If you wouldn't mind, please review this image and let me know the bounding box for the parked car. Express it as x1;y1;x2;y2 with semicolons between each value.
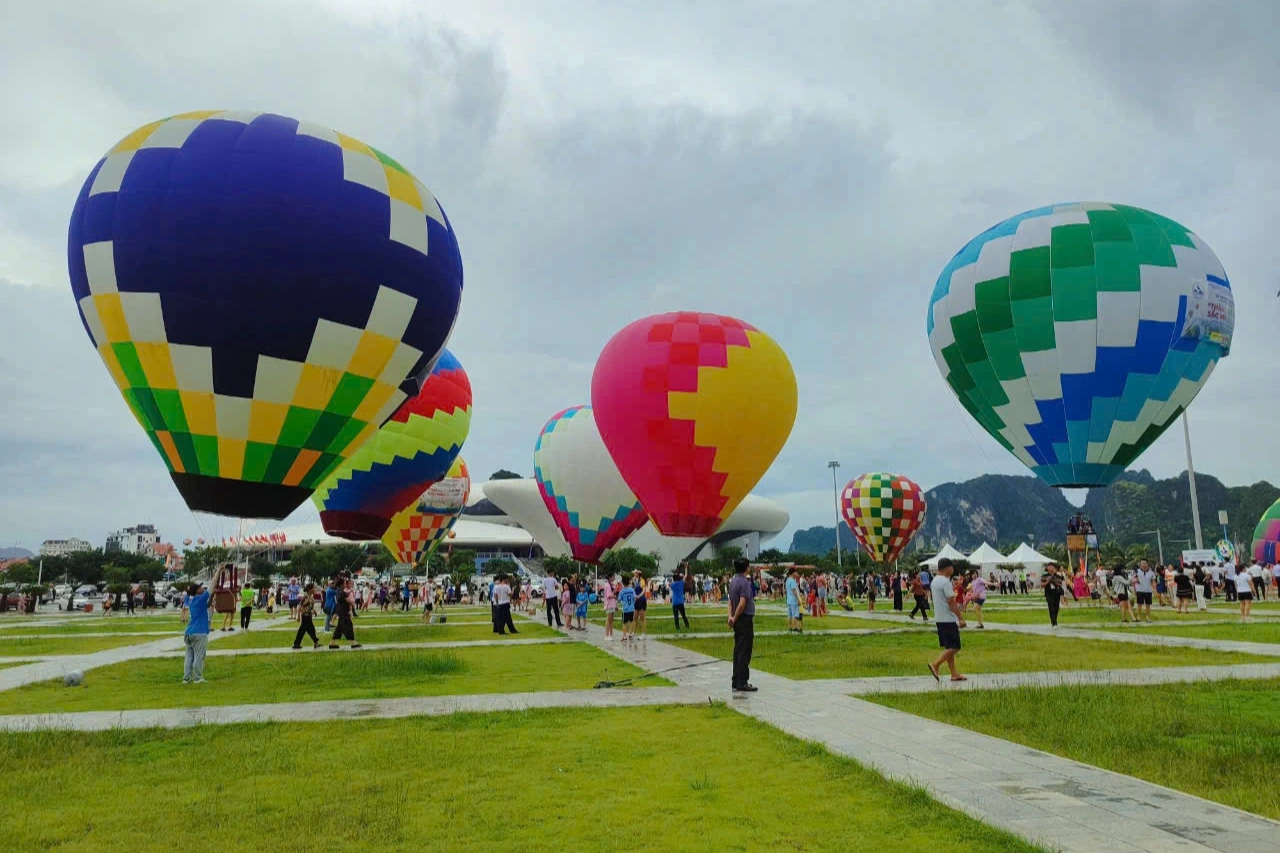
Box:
60;593;91;611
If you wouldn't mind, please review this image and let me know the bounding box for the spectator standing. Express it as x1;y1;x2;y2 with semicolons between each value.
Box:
493;575;518;635
182;582;211;684
671;567;690;631
239;583;254;631
727;558;756;693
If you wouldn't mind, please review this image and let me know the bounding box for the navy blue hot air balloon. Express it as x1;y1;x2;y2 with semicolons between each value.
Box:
67;110;463;518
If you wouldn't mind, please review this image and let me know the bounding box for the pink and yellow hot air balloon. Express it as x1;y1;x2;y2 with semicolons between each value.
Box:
591;312;797;537
382;457;470;565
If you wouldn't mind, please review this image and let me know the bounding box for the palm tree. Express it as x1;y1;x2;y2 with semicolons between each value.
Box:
1125;543;1152;564
1040;543;1068;564
1099;541;1126;566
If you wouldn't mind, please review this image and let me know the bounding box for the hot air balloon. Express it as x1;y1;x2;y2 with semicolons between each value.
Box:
591;312;797;537
840;473;927;563
313;349;471;539
1251;499;1280;563
182;538;192;546
533;405;648;563
382;458;470;565
67;111;464;520
196;538;205;545
928;203;1234;488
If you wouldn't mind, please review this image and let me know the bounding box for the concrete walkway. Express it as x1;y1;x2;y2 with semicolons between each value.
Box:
0;686;703;732
531;612;1280;853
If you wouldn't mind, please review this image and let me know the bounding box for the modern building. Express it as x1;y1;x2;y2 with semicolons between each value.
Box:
274;478;789;577
105;524;161;555
39;538;93;557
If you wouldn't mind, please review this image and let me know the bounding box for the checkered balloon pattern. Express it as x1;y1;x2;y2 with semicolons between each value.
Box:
1251;499;1280;563
534;405;648;564
382;458;470;565
67;111;463;520
591;312;797;538
313;348;471;541
840;473;927;564
928;203;1233;489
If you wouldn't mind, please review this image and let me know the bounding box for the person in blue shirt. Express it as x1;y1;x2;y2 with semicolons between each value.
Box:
617;582;636;644
671;564;690;631
182;581;211;684
632;574;649;640
322;579;338;633
575;588;589;630
785;568;803;633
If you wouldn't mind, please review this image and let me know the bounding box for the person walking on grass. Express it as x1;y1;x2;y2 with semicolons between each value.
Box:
908;571;930;621
968;570;987;629
1234;568;1256;622
785;567;803;633
1173;565;1195;613
728;557;757;693
182;581;211;684
1042;563;1065;628
322;579;337;633
293;582;320;649
1111;566;1134;623
239;583;254;631
671;566;690;631
927;558;966;683
329;576;361;650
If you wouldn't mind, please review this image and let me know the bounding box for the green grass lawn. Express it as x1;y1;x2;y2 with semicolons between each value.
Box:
0;643;663;715
666;631;1273;680
1094;621;1280;644
0;634;169;657
0;704;1045;853
868;678;1280;820
588;614;904;635
0;616;186;635
979;607;1235;625
215;620;561;648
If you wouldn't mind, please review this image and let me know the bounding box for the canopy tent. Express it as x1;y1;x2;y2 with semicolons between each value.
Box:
1005;542;1053;567
918;543;967;567
966;542;1009;567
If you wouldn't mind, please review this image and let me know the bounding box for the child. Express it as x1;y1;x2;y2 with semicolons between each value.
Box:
618;581;636;643
602;578;617;639
575;587;589;631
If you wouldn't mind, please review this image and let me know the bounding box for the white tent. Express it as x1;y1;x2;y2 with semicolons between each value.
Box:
1006;542;1053;567
966;542;1009;568
919;544;967;567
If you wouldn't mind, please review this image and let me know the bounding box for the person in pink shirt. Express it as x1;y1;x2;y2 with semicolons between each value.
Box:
1072;571;1089;604
967;571;987;629
601;577;617;639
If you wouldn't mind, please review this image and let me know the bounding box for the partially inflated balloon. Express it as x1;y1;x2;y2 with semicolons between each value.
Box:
840;473;927;564
382;458;470;565
313;349;471;539
591;312;797;537
67;111;463;519
928;203;1234;488
1251;500;1280;563
534;405;648;563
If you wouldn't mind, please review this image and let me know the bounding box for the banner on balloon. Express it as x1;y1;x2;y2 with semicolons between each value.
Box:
1182;278;1234;353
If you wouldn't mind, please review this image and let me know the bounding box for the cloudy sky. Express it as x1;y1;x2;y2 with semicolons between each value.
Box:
2;0;1277;552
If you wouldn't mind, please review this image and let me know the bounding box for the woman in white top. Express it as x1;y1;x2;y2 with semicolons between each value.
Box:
1110;568;1134;623
1234;569;1256;621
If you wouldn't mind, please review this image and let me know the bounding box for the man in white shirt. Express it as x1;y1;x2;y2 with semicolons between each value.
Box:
1133;560;1156;622
492;575;518;635
1224;561;1238;602
543;575;563;627
1248;562;1266;599
927;559;967;683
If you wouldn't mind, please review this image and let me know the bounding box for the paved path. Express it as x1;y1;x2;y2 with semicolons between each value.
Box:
0;686;703;732
531;613;1280;853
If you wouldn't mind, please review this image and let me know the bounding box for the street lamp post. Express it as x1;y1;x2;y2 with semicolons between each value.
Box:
828;460;843;569
1137;529;1164;566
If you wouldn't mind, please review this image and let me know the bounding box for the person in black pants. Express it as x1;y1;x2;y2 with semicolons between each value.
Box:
328;576;361;649
1043;563;1065;627
727;557;756;692
293;582;320;649
671;567;690;631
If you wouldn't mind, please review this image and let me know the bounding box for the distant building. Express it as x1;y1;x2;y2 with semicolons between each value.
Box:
0;557;31;572
151;543;183;574
106;525;161;555
39;538;93;557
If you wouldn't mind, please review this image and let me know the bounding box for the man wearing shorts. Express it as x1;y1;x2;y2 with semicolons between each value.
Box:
928;558;967;682
1133;560;1156;622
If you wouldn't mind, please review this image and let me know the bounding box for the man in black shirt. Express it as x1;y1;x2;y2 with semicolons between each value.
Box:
727;557;756;693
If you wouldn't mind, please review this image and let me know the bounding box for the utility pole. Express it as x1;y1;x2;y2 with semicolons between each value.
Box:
1182;413;1203;550
828;460;843;569
1138;529;1164;566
